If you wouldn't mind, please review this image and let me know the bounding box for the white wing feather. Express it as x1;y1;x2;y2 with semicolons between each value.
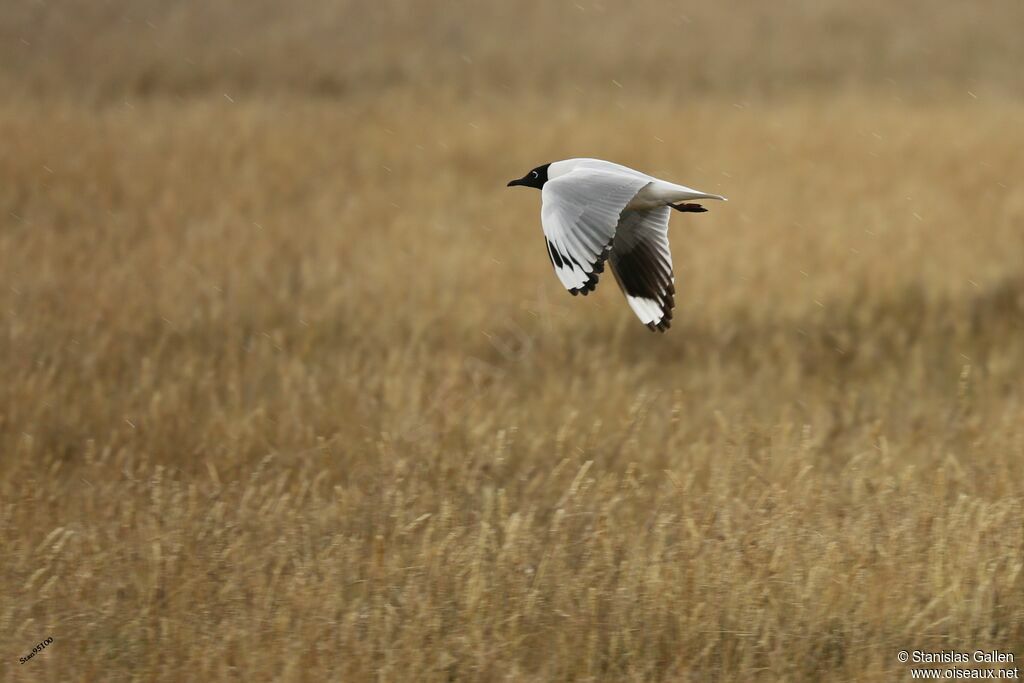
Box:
540;169;649;295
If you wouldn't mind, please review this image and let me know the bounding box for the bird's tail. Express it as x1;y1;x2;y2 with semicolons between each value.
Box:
674;190;727;202
665;183;728;203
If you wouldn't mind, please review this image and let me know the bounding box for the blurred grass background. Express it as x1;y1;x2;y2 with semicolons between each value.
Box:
4;0;1024;100
2;1;1024;681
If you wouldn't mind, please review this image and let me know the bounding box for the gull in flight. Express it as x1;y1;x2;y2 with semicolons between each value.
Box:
507;158;726;332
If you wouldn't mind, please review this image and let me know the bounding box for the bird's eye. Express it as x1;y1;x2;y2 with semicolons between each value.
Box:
531;171;539;179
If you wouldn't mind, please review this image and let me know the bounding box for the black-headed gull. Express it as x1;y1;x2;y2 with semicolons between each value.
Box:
508;158;726;332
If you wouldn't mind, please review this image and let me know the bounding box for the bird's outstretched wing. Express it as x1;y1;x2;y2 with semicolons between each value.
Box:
540;170;649;295
609;206;675;332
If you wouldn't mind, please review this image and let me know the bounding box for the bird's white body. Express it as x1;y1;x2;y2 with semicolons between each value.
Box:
512;158;726;332
548;158;725;210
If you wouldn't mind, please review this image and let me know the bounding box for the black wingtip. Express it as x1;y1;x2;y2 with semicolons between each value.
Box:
569;262;605;297
671;203;707;213
644;319;671;333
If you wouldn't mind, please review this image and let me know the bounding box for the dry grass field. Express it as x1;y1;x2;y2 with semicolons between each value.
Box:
3;2;1024;681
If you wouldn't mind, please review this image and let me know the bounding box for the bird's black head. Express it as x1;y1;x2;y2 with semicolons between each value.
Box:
507;163;550;190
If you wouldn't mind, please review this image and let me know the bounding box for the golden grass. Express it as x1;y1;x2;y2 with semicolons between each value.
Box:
2;93;1023;680
5;0;1024;101
3;1;1024;679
